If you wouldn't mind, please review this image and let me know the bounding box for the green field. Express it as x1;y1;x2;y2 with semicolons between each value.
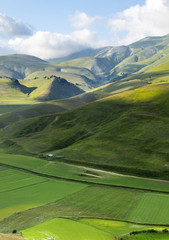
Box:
21;217;169;240
22;218;113;240
4;80;169;180
1;149;169;194
0;178;86;220
0;169;47;193
79;218;169;236
1;37;169;240
0;149;46;169
0;185;142;232
0;105;29;115
129;193;169;224
36;160;169;192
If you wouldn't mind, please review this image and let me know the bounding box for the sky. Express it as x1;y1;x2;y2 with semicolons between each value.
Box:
0;0;169;59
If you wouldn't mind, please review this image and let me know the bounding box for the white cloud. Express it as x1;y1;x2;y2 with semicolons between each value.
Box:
8;30;104;59
0;14;32;38
70;11;98;29
0;11;108;59
109;0;169;45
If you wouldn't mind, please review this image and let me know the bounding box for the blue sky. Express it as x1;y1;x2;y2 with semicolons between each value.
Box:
0;0;144;31
0;0;169;59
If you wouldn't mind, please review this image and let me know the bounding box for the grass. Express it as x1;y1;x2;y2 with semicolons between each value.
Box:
110;81;169;103
147;61;169;73
0;54;52;79
22;218;113;240
58;57;97;70
0;77;35;105
0;105;29;115
78;218;169;236
129;193;169;224
22;75;84;101
0;169;47;193
4;81;169;179
25;69;97;91
1;147;169;192
0;149;46;169
1;183;169;232
35;160;169;192
55;185;142;220
0;185;142;233
0;179;86;220
95;79;147;94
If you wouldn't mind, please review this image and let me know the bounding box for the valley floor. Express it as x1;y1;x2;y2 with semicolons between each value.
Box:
0;150;169;240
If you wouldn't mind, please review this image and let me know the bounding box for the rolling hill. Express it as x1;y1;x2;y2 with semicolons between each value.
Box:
0;77;35;104
1;58;169;180
1;36;169;240
22;76;84;101
0;34;169;109
0;54;50;79
55;34;169;82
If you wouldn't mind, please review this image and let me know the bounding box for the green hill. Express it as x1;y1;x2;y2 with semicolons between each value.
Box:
27;76;84;101
0;54;51;79
24;69;99;92
1;35;169;109
0;77;35;104
1;35;169;240
2;77;169;179
55;34;169;82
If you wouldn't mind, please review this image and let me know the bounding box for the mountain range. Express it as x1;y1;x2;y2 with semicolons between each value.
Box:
1;33;169;179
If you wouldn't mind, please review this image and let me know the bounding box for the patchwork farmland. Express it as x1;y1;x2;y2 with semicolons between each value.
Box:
0;150;169;240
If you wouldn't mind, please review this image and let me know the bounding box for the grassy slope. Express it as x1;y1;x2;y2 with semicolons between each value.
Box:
0;54;53;79
147;61;169;73
1;35;169;114
56;35;169;82
1;148;169;193
35;160;169;192
24;70;97;92
23;76;84;101
4;79;169;179
0;149;46;169
0;77;35;105
2;41;169;240
0;78;146;142
58;57;97;70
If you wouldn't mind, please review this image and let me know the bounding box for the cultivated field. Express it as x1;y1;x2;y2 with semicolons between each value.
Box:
0;166;86;220
22;218;113;240
129;193;169;224
79;218;169;236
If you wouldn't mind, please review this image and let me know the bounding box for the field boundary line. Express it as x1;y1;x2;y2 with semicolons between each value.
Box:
0;179;49;194
56;216;169;227
1;162;169;194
